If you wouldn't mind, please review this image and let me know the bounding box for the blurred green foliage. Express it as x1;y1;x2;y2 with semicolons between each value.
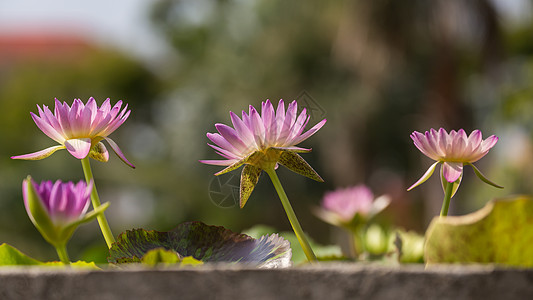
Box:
2;0;533;262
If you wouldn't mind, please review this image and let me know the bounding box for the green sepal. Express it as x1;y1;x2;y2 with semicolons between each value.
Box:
278;151;323;182
466;162;504;189
240;164;262;208
215;159;246;176
24;176;59;246
440;168;462;198
407;161;439;191
57;202;110;245
271;146;312;153
89;142;109;162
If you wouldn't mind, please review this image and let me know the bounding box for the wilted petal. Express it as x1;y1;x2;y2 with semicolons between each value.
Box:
64;138;92;159
104;137;135;169
240;164;262;208
11;145;66;160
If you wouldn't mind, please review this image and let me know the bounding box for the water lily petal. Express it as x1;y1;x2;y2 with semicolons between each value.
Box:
11;145;66;160
466;162;503;189
442;161;463;183
64;138;92;159
440;169;463;198
291;118;327;145
104;137;135;169
407;161;439;191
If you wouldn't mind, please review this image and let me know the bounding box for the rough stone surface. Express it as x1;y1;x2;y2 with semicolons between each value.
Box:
0;263;532;300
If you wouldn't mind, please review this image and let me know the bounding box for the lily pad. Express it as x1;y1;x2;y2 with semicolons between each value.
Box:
108;221;291;268
0;243;99;269
425;196;533;266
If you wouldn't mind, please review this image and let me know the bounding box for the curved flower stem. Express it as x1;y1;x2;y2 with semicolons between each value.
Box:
55;244;70;265
81;157;115;248
264;167;318;263
440;181;454;217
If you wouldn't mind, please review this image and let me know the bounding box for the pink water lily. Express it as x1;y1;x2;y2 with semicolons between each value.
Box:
315;185;390;226
408;128;502;193
201;99;326;168
12;97;134;168
200;99;326;208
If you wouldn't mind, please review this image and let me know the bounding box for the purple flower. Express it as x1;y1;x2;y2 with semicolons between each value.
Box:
315;185;390;226
23;177;108;246
24;179;91;226
201;99;327;207
12;97;134;168
408;128;502;193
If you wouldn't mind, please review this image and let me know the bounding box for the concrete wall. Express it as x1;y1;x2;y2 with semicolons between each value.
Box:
1;264;532;299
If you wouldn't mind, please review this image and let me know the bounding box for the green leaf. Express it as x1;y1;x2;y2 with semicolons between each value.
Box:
108;222;291;268
0;243;42;266
278;151;323;182
0;243;100;269
425;196;533;267
239;164;262;208
141;248;182;266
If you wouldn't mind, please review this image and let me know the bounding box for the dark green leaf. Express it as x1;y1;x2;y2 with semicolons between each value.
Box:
108;222;291;268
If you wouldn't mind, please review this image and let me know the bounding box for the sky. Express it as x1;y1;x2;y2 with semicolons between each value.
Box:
0;0;168;61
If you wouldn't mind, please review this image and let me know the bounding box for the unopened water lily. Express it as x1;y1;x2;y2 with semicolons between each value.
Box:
23;176;109;264
408;128;502;216
12;97;134;168
315;185;390;228
201;99;327;262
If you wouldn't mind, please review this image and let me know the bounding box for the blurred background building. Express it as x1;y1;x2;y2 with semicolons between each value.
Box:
0;0;532;262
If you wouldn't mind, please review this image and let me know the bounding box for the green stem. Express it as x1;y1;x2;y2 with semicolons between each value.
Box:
264;168;318;263
81;157;115;248
55;244;70;265
440;180;454;217
350;227;365;260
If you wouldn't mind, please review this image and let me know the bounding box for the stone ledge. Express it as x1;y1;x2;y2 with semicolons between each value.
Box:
1;264;532;300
